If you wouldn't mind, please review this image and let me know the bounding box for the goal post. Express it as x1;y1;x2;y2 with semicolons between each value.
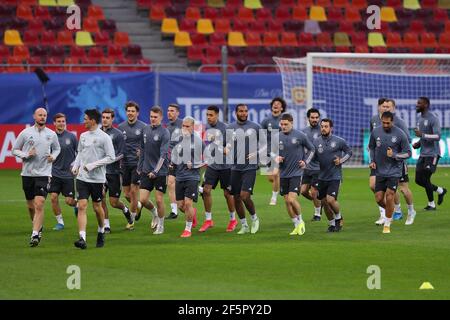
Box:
274;53;450;167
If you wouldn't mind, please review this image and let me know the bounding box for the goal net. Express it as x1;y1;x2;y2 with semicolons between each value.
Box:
274;53;450;167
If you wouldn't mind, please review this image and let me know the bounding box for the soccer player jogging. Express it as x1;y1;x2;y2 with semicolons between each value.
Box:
200;105;237;232
413;97;447;210
13;108;60;247
260;97;286;206
227;104;264;235
118;101;146;228
72;109;115;249
301;108;323;221
165;103;183;219
48;113;78;231
313;119;352;233
170;117;205;238
100;108;131;233
368;111;411;234
137;106;170;235
273;113;315;236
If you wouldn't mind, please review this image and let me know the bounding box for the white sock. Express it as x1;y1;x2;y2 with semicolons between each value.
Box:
205;211;212;220
229;211;236;220
32;230;39;237
98;226;105;233
159;217;165;227
171;203;178;215
298;214;303;223
329;219;335;226
79;231;86;241
131;212;136;220
407;204;415;213
394;204;401;212
437;187;444;194
55;214;64;225
272;191;278;199
123;206;129;214
292;217;299;227
379;206;386;217
150;207;157;217
185;221;193;232
104;219;110;228
137;201;142;209
428;201;436;207
314;206;321;216
251;214;258;221
384;218;392;227
335;213;341;220
240;218;248;227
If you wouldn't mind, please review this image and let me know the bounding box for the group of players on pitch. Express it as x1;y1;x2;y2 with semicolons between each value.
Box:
13;96;446;248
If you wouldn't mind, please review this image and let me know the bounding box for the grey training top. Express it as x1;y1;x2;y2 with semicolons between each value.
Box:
204;120;231;171
102;126;125;175
370;114;411;143
52;130;77;179
302;125;321;171
313;134;352;181
166;118;183;152
227;120;263;172
138;124;170;176
416;111;441;157
171;133;205;182
369;126;411;178
118;120;146;166
278;129;315;178
12;125;61;177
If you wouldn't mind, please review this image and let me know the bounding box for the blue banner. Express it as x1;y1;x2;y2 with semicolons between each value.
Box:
0;73;154;124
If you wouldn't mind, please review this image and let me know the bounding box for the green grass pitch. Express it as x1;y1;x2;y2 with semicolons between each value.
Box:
1;168;449;299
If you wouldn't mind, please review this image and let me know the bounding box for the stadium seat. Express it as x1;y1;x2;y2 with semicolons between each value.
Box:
88;46;104;59
279;0;296;6
205;46;221;63
197;19;215;34
161;18;179;35
245;32;262;46
22;0;38;4
279;46;298;58
46;17;65;31
371;46;388;53
281;32;299;47
94;31;111;46
310;6;327;21
386;32;403;47
267;20;284;33
293;6;308;20
238;7;255;23
16;5;34;20
101;20;117;34
174;31;192;47
263;32;280;47
190;33;208;48
327;7;343;21
275;7;291;22
368;32;386;47
24;30;40;45
204;7;218;20
333;32;351;47
387;0;402;7
28;20;45;32
228;31;247;46
298;33;315;46
179;20;196;33
114;32;130;47
0;45;10;60
403;0;421;9
190;0;206;7
389;21;409;33
41;31;57;46
39;0;58;6
284;21;304;33
304;20;321;34
395;8;415;21
381;7;397;22
316;32;333;47
428;21;444;33
57;30;74;46
99;56;115;72
233;20;248;32
30;45;48;59
256;8;272;20
244;0;263;9
13;46;30;60
410;20;425;33
7;56;26;73
215;19;231;33
83;18;100;33
415;9;433;20
249;20;266;33
333;0;350;7
87;5;105;21
149;5;166;23
403;32;421;49
433;8;449;22
210;32;226;46
35;6;51;20
208;0;225;7
226;0;242;9
107;45;123;59
185;7;201;20
350;32;367;46
338;21;354;33
345;7;361;22
76;31;95;46
221;7;236;20
4;30;23;46
438;32;450;48
421;33;438;48
27;56;42;67
320;21;339;33
70;46;86;59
